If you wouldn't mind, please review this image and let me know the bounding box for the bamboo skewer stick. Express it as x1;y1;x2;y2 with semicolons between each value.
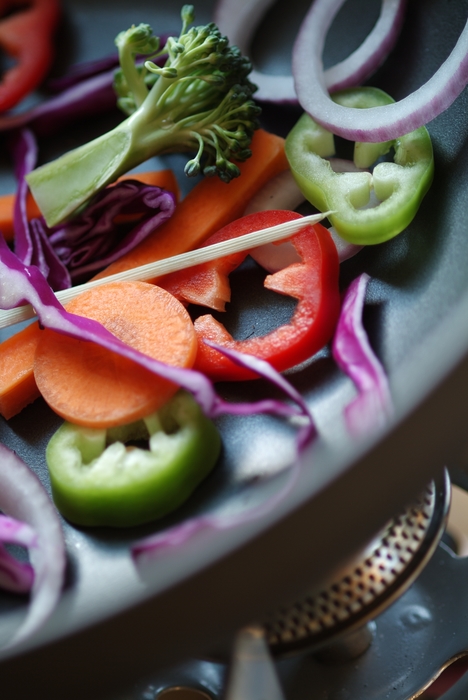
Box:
0;211;331;330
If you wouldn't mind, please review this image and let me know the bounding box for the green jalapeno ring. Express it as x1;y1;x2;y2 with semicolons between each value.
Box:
45;390;221;528
285;86;434;245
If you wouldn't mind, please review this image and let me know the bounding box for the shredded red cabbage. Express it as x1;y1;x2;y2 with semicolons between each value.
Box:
11;129;71;290
206;341;316;449
332;273;392;437
48;179;177;285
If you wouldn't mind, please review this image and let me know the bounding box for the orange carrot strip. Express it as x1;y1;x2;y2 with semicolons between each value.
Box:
92;130;288;280
0;169;180;242
0;192;40;241
34;281;197;428
0;321;41;419
0;129;288;419
117;169;180;202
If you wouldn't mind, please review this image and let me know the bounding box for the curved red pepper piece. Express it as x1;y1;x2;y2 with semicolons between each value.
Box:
0;0;60;112
161;210;341;382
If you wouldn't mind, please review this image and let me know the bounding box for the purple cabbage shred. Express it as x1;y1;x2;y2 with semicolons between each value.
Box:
332;273;392;437
48;179;177;285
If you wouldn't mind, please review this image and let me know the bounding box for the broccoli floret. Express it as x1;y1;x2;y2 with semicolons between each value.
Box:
26;5;261;227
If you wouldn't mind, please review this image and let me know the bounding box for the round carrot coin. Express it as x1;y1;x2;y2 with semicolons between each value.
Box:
34;281;198;428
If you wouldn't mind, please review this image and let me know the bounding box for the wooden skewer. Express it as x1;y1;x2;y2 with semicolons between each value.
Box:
0;211;332;330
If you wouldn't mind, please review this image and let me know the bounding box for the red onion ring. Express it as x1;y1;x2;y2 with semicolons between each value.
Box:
293;0;468;141
214;0;406;103
0;444;66;646
0;515;36;593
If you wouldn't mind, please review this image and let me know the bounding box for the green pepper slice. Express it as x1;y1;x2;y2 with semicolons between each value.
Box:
285;86;434;245
45;390;221;527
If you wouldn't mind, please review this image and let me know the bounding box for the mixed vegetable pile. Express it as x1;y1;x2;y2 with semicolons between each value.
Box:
0;0;465;648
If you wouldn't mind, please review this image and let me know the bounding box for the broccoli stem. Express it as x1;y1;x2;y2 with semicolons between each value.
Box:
26;115;188;226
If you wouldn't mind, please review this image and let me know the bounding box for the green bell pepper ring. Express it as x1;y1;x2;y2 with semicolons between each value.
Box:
45;390;221;528
285;87;434;245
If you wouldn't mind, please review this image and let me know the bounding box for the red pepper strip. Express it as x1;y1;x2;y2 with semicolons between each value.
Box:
0;0;60;112
161;210;341;382
160;215;249;313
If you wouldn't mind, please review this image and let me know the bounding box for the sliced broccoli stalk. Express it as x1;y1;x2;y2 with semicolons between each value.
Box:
26;5;261;228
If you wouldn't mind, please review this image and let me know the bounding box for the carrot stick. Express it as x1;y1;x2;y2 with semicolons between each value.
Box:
0;129;288;419
0;321;42;419
0;169;180;242
92;129;289;280
34;281;198;428
118;169;180;201
0;193;40;242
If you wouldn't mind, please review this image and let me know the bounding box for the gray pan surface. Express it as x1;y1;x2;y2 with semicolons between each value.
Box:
0;0;467;697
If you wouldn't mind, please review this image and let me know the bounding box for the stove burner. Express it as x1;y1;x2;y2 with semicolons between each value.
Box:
264;473;449;657
141;473;462;700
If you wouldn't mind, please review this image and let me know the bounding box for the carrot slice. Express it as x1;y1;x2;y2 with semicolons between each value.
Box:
33;281;197;428
0;129;288;419
0;169;180;242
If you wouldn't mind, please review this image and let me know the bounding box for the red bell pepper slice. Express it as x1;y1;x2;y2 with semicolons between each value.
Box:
160;210;341;381
0;0;60;112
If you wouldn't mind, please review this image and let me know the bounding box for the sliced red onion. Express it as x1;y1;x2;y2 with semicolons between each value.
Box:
293;0;468;140
332;273;392;438
0;515;37;594
214;0;406;103
0;516;37;549
0;543;35;595
0;444;66;646
323;0;407;93
244;169;361;272
328;227;363;263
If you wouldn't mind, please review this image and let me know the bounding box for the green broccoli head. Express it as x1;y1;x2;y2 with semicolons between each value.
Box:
114;5;261;182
